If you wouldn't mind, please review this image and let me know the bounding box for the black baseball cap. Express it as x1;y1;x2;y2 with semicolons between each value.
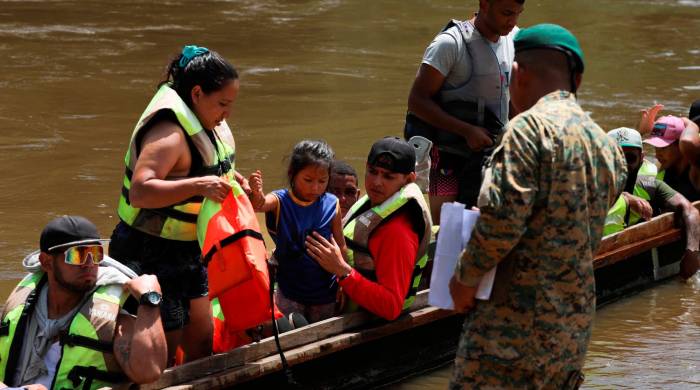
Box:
367;136;416;174
40;215;102;253
689;100;700;125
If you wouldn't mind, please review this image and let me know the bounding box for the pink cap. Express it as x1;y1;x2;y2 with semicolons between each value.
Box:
643;115;685;148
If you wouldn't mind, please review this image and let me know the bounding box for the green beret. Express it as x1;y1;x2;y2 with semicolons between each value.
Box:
514;23;585;73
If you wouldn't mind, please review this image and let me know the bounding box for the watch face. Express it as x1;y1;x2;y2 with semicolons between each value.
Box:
147;292;161;305
142;291;162;306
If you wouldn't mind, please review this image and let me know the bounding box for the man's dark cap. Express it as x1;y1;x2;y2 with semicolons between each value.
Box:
514;23;585;73
367;136;416;174
689;100;700;125
40;215;101;252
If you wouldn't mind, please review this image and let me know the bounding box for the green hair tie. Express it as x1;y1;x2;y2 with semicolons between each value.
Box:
179;45;209;68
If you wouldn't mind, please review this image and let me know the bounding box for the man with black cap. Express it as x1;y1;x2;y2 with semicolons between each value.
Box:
0;216;167;389
448;24;627;388
305;137;432;321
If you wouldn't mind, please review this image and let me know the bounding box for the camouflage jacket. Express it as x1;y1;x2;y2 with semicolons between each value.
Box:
455;91;627;373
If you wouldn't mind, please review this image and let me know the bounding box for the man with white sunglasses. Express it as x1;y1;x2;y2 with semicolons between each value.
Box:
0;216;167;390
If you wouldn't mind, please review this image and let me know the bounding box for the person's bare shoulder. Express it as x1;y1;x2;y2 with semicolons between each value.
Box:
139;120;188;152
136;120;191;178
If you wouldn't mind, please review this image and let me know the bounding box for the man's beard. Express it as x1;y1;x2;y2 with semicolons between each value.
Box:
54;259;96;294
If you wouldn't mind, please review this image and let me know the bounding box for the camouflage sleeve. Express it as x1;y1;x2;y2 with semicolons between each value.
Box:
455;115;540;287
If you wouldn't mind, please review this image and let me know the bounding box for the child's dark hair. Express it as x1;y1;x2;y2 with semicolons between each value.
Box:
331;160;358;181
287;140;335;185
160;47;238;107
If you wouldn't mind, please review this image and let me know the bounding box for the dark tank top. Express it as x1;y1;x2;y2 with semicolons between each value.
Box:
663;166;700;202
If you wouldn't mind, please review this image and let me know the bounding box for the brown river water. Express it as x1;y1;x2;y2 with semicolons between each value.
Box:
1;0;699;388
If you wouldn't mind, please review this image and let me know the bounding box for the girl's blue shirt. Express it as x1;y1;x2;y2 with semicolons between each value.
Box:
265;189;339;304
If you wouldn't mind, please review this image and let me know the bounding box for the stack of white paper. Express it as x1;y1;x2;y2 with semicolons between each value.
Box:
428;202;496;309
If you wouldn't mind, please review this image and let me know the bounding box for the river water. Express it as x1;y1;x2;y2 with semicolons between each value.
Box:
1;0;699;388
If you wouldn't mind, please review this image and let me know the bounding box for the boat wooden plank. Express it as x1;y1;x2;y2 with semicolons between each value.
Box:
168;306;453;389
594;229;681;269
138;291;431;389
137;201;700;389
596;201;700;256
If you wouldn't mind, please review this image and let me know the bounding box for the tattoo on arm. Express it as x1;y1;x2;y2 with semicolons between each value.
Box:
116;337;130;364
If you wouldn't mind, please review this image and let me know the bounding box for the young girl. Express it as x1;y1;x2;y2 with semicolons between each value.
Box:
249;140;347;323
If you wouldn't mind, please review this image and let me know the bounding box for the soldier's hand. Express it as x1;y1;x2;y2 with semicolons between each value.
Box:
680;249;700;280
464;125;494;152
197;175;232;202
449;275;477;313
623;192;653;221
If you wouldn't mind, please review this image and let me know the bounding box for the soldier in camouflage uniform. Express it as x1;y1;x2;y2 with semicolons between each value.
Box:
448;24;628;389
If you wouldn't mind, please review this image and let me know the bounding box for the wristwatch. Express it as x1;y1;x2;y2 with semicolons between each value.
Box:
139;291;163;307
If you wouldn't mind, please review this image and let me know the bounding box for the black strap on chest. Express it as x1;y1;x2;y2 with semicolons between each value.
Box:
405;259;427;302
59;331;114;353
345;238;372;257
0;320;9;337
3;276;47;385
66;365;127;390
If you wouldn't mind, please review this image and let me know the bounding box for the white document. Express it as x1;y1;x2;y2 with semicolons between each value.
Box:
428;202;496;310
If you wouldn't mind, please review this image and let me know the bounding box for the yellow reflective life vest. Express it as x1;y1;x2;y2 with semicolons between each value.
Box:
0;273;129;390
603;172;656;236
117;84;236;241
342;183;432;310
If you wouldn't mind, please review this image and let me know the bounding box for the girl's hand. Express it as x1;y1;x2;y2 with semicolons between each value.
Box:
305;233;352;277
249;170;263;195
248;170;265;209
235;171;252;195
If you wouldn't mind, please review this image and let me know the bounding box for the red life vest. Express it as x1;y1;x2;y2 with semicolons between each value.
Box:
197;183;282;352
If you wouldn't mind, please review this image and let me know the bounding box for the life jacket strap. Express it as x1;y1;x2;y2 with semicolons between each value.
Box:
4;276;46;383
151;207;199;224
124;166;133;181
67;365;127;389
345;238;371;257
0;320;9;337
59;332;114;353
122;185;204;208
405;258;427;300
202;229;265;266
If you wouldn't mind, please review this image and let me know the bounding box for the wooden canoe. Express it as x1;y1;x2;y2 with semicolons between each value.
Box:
130;202;699;390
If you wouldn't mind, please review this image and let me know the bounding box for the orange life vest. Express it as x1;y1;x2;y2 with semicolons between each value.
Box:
196;182;282;352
